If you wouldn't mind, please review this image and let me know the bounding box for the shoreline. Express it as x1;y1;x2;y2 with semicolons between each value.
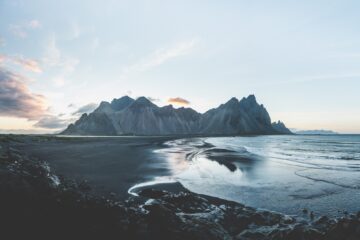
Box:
5;134;360;216
1;134;360;239
160;136;360;217
13;134;179;199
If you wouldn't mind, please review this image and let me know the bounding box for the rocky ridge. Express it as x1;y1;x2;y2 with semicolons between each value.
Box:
62;95;292;136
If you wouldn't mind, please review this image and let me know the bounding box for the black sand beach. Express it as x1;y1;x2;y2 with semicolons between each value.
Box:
15;135;183;198
1;135;360;240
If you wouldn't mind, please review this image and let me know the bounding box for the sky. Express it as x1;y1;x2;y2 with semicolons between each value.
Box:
0;0;360;134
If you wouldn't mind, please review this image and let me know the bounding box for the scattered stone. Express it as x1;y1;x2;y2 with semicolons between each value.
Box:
1;140;360;240
138;188;167;199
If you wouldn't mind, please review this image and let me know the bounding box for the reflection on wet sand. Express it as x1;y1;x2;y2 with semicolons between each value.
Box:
154;135;360;217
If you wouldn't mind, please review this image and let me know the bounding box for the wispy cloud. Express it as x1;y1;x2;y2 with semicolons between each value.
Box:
0;37;5;47
32;98;95;129
0;54;42;73
11;55;42;73
167;97;190;106
139;39;199;70
120;39;199;78
70;22;81;39
28;20;41;29
147;97;160;103
91;38;99;51
0;67;47;120
9;24;27;38
72;103;98;115
34;115;71;129
253;73;360;88
43;36;79;73
8;19;41;38
43;37;61;66
52;76;66;87
0;55;5;64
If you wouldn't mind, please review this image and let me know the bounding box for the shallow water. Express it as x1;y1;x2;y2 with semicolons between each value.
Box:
155;135;360;217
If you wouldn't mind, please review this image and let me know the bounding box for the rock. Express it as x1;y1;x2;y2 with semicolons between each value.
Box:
2;142;360;240
315;216;330;225
236;230;267;240
138;188;167;199
61;95;292;136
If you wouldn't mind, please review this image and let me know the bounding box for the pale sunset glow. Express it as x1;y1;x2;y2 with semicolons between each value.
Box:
1;0;360;133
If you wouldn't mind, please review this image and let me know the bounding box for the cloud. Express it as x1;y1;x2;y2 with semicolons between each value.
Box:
43;36;79;73
91;38;99;50
0;37;5;47
34;115;70;129
43;37;61;66
72;103;98;115
11;55;42;73
148;97;160;103
52;76;65;87
0;67;47;120
8;20;41;38
253;73;360;87
71;22;81;39
28;20;41;29
0;54;42;73
0;55;5;64
120;39;199;78
140;39;198;69
9;24;27;38
167;97;190;106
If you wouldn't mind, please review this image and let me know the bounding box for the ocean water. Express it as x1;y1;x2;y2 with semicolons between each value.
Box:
155;135;360;217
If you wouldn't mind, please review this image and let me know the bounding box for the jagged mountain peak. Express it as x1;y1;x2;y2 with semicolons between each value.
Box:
62;95;292;136
94;101;112;113
110;96;134;111
133;97;156;106
272;121;293;134
98;101;110;108
111;95;133;102
225;97;239;105
239;94;257;106
162;104;174;109
94;96;135;113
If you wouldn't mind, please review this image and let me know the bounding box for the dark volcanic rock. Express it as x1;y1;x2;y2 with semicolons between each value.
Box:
61;95;292;136
62;112;117;135
1;139;359;240
272;120;293;134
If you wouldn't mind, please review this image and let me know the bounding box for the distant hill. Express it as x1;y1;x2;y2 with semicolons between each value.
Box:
294;129;338;135
61;95;292;136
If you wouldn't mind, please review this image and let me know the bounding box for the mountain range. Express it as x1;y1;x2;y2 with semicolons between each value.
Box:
293;129;338;135
61;95;292;136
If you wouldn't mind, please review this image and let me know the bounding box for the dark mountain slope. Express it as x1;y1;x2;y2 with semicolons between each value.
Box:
62;95;291;136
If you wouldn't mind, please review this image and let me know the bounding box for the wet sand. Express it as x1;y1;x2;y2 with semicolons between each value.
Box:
2;135;360;240
13;135;360;218
15;135;182;199
158;136;360;217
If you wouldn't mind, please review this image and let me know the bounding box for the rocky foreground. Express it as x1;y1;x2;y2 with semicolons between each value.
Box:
0;136;359;240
